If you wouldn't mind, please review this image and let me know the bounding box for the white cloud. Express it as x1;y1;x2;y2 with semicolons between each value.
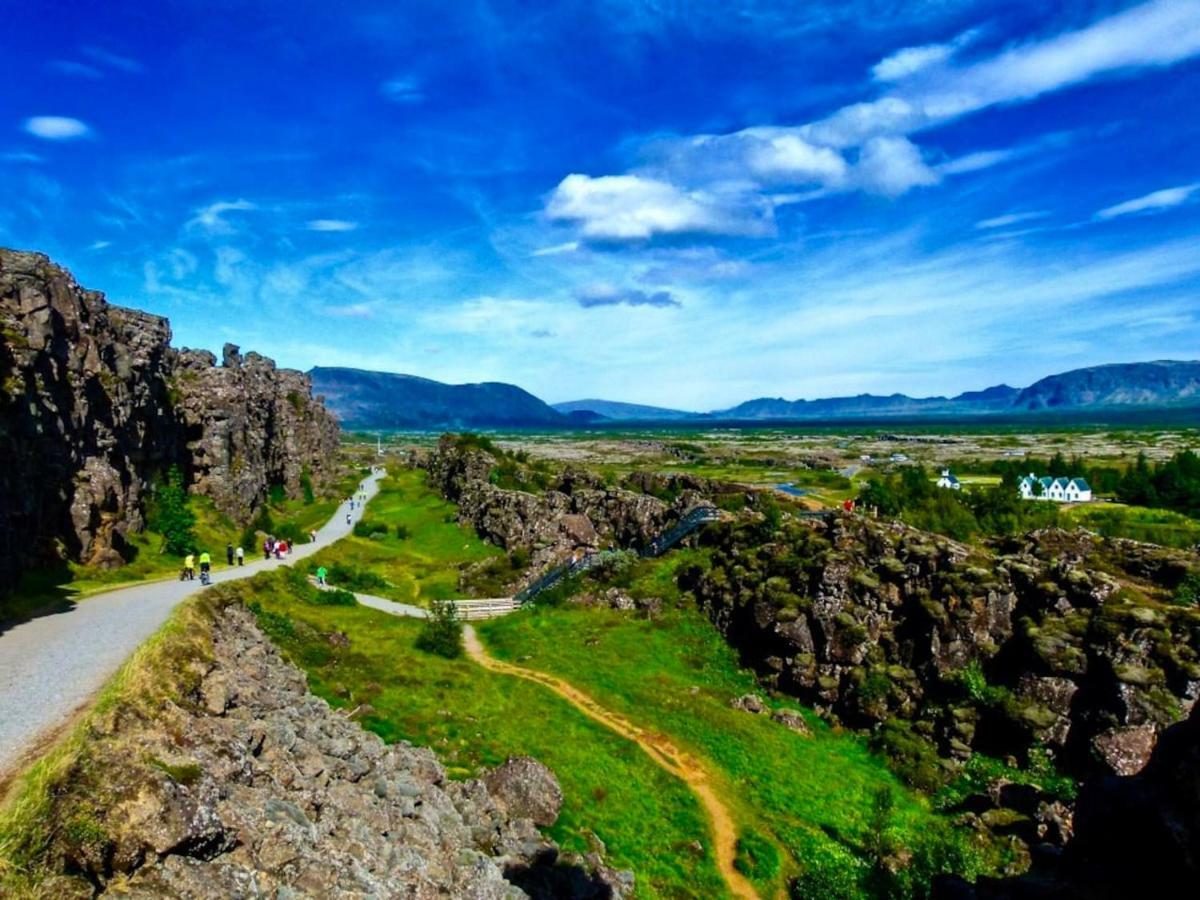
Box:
306;218;359;232
187;199;257;234
546;173;773;240
88;240;112;250
589;0;1200;218
381;76;424;103
852;136;938;196
531;241;579;257
872;43;956;82
1095;183;1200;220
22;116;91;140
0;151;42;163
326;302;375;318
975;211;1050;229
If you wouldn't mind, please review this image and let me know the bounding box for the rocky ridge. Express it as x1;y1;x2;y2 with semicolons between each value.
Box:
420;436;719;569
30;597;626;898
681;515;1199;783
0;249;339;597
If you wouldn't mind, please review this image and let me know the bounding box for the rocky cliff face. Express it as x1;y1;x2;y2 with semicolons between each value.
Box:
174;345;339;522
422;436;699;567
681;515;1200;782
30;600;626;898
0;249;339;596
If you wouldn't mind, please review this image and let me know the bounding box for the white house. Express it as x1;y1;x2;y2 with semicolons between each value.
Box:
1017;474;1092;503
936;469;961;490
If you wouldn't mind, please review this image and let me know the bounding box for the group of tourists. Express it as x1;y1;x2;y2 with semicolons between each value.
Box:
180;550;213;584
263;536;293;559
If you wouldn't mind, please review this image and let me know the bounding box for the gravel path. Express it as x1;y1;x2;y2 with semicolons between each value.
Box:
0;468;386;776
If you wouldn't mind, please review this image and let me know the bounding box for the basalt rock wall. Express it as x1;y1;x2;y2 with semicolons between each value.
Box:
421;436;716;566
682;513;1200;782
0;249;339;598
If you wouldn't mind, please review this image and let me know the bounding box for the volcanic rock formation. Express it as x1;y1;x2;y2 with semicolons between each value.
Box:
0;249;339;599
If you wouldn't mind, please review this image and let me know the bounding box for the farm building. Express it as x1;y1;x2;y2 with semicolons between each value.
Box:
1018;474;1092;503
936;469;962;490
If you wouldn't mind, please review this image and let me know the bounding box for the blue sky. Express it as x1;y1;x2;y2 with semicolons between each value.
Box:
2;0;1199;409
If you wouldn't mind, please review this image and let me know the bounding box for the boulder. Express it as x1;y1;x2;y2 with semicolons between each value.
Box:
483;756;565;827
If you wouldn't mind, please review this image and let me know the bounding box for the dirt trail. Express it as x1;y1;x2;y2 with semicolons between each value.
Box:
463;626;759;900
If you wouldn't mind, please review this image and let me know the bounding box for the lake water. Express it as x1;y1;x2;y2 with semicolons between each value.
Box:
773;483;808;496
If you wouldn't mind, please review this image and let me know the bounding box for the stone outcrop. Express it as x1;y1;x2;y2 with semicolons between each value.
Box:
0;249;338;598
36;601;627;897
948;702;1200;897
422;436;711;567
173;345;339;521
680;514;1200;781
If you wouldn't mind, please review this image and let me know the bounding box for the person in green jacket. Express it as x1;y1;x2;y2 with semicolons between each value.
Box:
198;550;212;577
316;566;328;587
183;553;195;581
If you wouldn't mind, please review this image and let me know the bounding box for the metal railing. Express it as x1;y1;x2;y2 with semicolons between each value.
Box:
514;504;720;605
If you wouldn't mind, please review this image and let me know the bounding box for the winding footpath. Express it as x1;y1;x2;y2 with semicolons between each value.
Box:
461;626;759;900
0;468;387;781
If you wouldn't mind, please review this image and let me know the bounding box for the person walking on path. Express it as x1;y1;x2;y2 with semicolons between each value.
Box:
226;543;234;566
235;545;244;566
316;565;327;587
346;513;352;525
198;550;211;577
263;539;271;561
183;552;195;581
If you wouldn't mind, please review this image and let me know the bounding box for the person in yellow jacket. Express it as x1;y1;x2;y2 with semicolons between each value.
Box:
183;553;195;581
198;550;212;577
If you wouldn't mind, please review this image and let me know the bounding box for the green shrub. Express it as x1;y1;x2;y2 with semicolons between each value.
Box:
1172;572;1200;606
734;828;781;881
321;563;387;593
354;519;388;538
248;601;294;640
394;524;411;540
268;483;286;505
299;469;315;504
416;601;463;658
313;588;357;607
147;466;196;556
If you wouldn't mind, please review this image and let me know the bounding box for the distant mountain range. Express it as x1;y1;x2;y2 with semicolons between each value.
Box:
309;367;567;429
551;399;700;421
312;361;1200;429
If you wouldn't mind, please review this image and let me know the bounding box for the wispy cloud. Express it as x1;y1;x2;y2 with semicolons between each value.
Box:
326;302;374;318
187;199;257;234
88;240;112;250
545;0;1200;242
871;28;979;82
381;76;425;103
306;218;359;232
1095;183;1200;221
81;46;143;74
0;151;42;163
22;116;91;140
531;241;579;257
976;210;1050;229
574;283;681;308
48;60;102;78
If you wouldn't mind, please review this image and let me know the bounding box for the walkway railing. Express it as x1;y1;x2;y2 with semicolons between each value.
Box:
514;504;721;606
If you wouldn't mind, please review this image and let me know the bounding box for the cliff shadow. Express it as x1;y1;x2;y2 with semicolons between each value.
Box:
504;848;618;899
0;561;79;637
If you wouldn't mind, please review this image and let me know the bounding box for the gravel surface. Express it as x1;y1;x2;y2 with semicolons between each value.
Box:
0;469;386;774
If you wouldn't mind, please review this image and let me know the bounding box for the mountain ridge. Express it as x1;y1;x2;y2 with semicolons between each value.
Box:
313;361;1200;429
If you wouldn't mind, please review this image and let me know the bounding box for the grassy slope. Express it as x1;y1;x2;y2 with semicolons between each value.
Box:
479;598;976;894
304;468;503;604
240;571;727;898
1064;502;1200;549
0;593;218;897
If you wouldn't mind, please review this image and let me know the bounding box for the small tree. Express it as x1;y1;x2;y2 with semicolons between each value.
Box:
416;601;464;658
151;466;196;556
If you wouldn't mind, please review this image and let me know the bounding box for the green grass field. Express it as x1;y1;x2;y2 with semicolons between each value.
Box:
479;601;982;896
304;468;504;604
239;569;727;899
1064;502;1200;548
